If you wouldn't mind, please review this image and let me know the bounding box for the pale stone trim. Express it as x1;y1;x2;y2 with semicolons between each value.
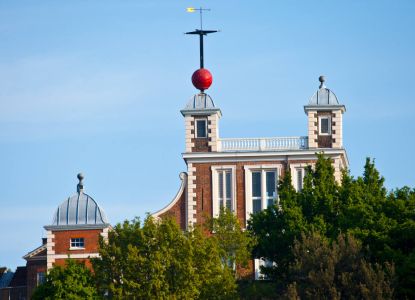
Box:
186;163;197;228
208;113;220;151
332;109;343;148
46;230;55;270
184;116;195;152
100;227;110;242
307;110;318;148
53;253;100;259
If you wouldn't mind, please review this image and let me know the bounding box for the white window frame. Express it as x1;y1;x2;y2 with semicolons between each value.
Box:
290;163;314;191
319;115;331;135
70;237;85;250
211;165;237;217
295;168;304;191
244;164;282;226
195;119;207;138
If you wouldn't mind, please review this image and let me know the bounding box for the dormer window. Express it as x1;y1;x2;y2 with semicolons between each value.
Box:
196;119;207;138
319;116;331;135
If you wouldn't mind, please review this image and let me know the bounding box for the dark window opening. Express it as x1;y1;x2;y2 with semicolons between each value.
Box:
196;120;207;138
320;118;330;134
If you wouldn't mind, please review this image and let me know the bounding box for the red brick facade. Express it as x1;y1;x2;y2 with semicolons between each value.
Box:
53;229;102;255
158;188;187;230
26;250;47;298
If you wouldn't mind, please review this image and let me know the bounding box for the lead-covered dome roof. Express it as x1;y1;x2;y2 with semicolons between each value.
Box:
309;76;340;105
185;93;216;109
305;76;346;112
309;86;339;105
181;93;221;116
46;173;109;229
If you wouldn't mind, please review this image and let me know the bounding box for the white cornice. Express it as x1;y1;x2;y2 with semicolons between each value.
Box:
183;148;348;167
23;244;47;260
44;224;110;231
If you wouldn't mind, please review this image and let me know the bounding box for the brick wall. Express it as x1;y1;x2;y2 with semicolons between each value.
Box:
53;258;93;269
26;258;46;299
193;161;281;226
158;187;187;230
53;229;102;255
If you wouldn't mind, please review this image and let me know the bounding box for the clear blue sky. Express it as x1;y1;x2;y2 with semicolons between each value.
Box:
1;0;414;270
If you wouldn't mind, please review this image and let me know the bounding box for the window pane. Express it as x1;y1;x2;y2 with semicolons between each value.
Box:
297;169;303;191
253;199;262;214
226;200;231;210
252;172;261;197
266;172;276;197
37;272;45;286
321;118;329;134
218;173;223;199
196;120;207;138
70;238;84;248
219;200;224;208
226;172;232;198
267;198;275;207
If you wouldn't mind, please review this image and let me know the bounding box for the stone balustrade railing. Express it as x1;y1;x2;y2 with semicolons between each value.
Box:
218;136;308;152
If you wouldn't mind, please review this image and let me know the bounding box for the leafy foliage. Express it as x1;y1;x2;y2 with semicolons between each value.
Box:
92;216;237;299
284;232;395;300
209;207;254;277
249;154;415;298
31;259;97;300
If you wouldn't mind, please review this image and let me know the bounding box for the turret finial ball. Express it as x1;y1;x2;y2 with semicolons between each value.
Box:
77;173;84;181
319;75;325;83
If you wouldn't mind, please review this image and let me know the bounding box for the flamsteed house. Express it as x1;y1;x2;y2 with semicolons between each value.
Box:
153;74;348;277
153;75;348;229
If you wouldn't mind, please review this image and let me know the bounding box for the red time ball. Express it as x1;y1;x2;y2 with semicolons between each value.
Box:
192;68;213;92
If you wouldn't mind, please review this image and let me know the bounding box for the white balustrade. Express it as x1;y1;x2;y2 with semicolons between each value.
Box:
218;136;308;152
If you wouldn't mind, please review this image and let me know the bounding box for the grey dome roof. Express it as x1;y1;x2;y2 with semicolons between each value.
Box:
181;93;222;116
51;192;108;226
185;93;216;110
304;76;346;113
309;87;340;105
46;173;109;228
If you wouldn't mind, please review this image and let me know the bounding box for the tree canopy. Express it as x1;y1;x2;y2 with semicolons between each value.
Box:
31;259;97;300
92;216;237;299
248;154;415;298
208;207;254;278
284;232;395;300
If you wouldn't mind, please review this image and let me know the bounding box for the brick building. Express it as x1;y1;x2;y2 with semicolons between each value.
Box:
43;173;110;271
0;174;111;300
153;75;348;278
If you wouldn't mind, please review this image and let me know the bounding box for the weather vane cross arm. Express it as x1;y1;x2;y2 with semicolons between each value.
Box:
185;7;218;69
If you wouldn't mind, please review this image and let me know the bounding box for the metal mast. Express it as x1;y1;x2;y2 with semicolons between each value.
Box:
185;7;218;68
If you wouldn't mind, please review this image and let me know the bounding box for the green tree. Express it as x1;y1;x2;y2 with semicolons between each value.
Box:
209;207;254;277
92;216;237;299
284;232;395;300
249;166;307;283
249;155;415;298
32;259;98;300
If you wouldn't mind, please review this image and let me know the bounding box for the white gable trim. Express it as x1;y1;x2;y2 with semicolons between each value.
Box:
152;172;187;218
